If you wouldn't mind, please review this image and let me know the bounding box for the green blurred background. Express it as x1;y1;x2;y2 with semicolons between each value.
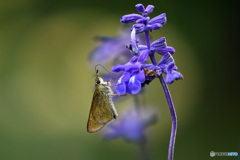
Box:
0;0;239;160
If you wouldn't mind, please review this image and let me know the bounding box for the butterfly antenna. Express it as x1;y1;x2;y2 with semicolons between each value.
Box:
95;64;122;78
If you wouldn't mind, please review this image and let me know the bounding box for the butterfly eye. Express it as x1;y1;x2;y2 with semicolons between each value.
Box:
96;80;100;84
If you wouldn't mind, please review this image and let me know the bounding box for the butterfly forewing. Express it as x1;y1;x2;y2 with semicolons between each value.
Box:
87;107;105;133
87;84;116;133
92;88;113;124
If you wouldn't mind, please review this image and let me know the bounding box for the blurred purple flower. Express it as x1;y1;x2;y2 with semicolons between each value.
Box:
88;28;145;67
103;106;157;144
88;30;131;67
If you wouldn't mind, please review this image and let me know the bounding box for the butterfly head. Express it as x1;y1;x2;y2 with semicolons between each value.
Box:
95;78;101;85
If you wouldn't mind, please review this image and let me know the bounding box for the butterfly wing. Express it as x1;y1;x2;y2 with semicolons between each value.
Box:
87;107;105;133
87;87;115;133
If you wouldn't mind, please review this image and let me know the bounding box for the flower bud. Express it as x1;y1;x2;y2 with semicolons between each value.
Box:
120;14;142;23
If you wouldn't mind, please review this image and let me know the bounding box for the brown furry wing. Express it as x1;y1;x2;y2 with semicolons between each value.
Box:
87;108;105;133
87;88;114;133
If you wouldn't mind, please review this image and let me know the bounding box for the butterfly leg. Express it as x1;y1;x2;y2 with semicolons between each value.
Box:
104;79;118;87
106;78;116;86
109;85;117;87
106;79;112;86
109;94;127;97
107;78;118;85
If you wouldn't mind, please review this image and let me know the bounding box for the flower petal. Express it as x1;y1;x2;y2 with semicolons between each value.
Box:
165;71;183;84
135;4;145;14
120;14;142;23
138;45;148;51
130;28;140;56
138;50;149;64
151;23;162;30
133;24;145;34
151;37;166;48
158;52;174;65
125;63;139;72
131;27;137;42
128;76;142;94
146;23;162;31
136;70;145;83
126;84;132;94
144;64;156;71
145;5;154;14
173;65;178;70
155;46;175;55
148;13;166;25
166;62;175;73
116;78;126;94
112;65;125;72
129;56;138;63
121;72;131;82
136;17;150;24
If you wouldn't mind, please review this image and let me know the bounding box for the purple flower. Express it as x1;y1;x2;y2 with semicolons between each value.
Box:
112;55;147;95
121;4;166;35
110;4;182;160
112;4;182;95
120;3;165;35
112;28;150;95
103;106;157;144
144;53;183;84
120;4;155;24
